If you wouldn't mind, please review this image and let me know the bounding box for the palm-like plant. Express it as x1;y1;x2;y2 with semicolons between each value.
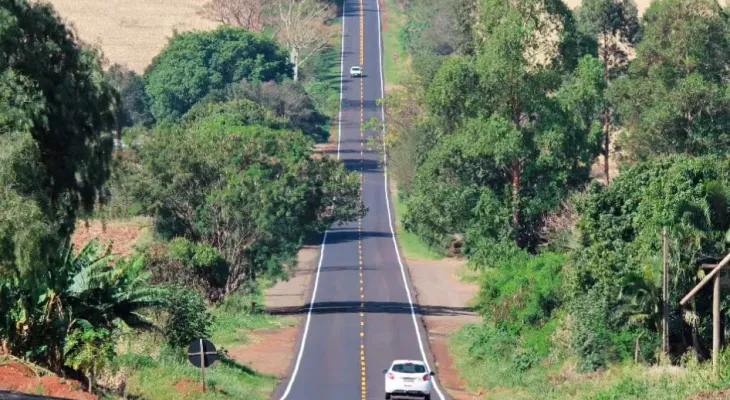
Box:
62;240;167;331
2;238;166;371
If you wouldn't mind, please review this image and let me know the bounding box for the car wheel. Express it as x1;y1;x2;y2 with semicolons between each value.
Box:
385;393;391;400
424;395;431;400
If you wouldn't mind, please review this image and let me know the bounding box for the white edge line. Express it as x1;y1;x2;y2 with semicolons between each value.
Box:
279;2;347;398
374;0;446;399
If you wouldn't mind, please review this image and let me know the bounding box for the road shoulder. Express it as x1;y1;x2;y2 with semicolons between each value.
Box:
405;257;481;400
226;244;319;384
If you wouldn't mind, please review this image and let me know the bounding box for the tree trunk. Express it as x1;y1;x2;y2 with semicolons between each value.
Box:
601;42;610;183
511;159;521;245
88;367;94;394
291;48;300;82
602;106;610;183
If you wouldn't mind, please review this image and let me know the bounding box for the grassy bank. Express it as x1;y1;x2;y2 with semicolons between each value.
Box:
119;353;276;400
381;0;410;88
393;191;443;260
115;290;292;400
450;323;730;400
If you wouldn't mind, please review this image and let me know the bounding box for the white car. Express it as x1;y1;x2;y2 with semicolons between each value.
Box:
383;359;434;399
350;65;362;77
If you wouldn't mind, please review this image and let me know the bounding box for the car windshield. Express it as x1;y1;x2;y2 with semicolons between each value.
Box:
352;67;360;71
392;363;426;373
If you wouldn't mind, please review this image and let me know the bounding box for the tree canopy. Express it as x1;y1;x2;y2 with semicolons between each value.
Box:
609;0;730;161
127;99;363;294
0;0;116;240
144;26;292;121
406;0;603;249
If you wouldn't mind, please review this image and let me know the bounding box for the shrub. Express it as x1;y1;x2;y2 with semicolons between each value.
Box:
167;238;229;289
477;251;565;333
163;287;213;349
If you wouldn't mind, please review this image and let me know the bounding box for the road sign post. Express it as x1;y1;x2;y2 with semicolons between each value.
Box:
187;338;218;391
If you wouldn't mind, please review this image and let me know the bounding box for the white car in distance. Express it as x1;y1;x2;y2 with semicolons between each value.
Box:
350;65;363;77
383;360;434;400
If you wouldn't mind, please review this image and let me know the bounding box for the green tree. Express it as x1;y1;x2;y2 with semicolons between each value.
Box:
576;0;640;182
127;103;363;294
412;0;602;249
144;26;291;121
0;0;116;239
609;0;730;162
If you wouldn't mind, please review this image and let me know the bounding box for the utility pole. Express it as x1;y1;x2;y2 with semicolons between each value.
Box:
662;227;669;359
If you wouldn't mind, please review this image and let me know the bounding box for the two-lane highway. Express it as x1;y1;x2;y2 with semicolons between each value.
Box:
273;0;447;399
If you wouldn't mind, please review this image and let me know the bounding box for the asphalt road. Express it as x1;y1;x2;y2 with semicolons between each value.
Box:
273;0;447;399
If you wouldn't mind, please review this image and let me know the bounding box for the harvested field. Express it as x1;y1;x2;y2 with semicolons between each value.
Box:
46;0;218;73
71;218;151;256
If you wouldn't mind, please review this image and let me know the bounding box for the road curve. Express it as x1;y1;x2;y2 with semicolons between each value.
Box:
272;0;448;399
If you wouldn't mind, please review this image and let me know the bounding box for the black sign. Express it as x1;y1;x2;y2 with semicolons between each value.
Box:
187;338;218;368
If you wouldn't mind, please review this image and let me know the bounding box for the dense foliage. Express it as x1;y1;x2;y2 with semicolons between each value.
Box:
609;0;730;161
403;0;603;250
0;0;359;393
126;98;363;295
570;155;730;369
391;0;730;389
144;26;291;121
0;0;116;240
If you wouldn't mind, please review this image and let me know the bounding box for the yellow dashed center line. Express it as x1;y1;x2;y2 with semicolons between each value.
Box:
358;0;366;398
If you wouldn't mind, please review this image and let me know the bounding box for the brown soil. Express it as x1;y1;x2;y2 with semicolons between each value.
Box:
227;326;300;378
0;361;97;400
406;257;481;399
172;378;203;396
71;218;149;256
685;389;730;400
46;0;217;73
379;0;387;31
227;245;319;378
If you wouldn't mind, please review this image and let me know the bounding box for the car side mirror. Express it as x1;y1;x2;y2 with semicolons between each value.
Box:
430;371;435;376
382;369;388;374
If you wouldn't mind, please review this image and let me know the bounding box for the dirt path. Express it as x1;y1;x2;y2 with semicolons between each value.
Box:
226;245;319;378
407;258;481;400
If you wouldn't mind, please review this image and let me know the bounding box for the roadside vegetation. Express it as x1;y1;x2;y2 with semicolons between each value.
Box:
384;0;730;397
0;0;354;398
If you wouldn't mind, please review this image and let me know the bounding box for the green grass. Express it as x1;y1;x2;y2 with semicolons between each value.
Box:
114;289;294;400
381;0;410;88
209;290;297;347
392;191;443;260
120;352;276;400
449;323;730;400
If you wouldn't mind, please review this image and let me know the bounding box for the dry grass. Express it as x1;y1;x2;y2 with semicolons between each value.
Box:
45;0;218;73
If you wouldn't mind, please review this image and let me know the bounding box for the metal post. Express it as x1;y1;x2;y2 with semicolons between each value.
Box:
662;227;669;358
200;338;206;391
713;273;720;376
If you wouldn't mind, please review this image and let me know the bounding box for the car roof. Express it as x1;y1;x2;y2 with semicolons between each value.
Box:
391;359;425;365
351;65;361;69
